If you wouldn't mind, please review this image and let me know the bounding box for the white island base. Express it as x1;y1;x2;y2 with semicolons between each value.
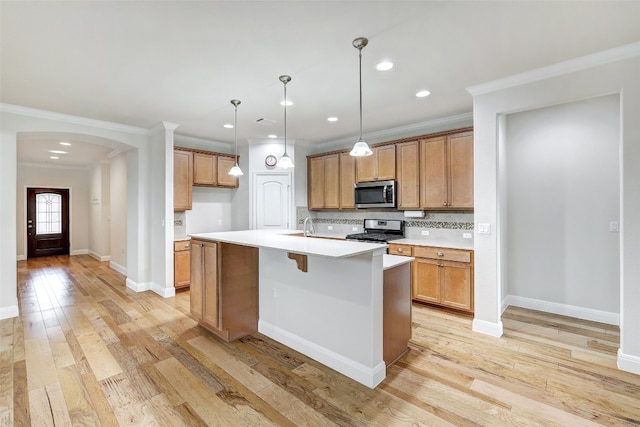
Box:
258;247;387;388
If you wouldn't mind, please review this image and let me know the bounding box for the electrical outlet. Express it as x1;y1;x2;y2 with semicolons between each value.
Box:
478;223;491;235
218;219;223;226
610;221;619;232
352;226;358;231
421;230;429;236
328;225;333;230
463;232;472;239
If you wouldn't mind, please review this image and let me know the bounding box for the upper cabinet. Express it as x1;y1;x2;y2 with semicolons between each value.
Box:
339;153;356;209
420;130;473;210
356;145;396;182
308;153;340;210
396;140;420;210
174;147;239;211
174;149;193;211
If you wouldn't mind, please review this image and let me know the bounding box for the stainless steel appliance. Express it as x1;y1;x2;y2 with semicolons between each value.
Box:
345;219;404;243
354;180;396;209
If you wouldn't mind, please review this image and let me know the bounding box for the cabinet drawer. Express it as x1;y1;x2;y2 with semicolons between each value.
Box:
413;246;471;263
388;244;413;256
174;240;191;252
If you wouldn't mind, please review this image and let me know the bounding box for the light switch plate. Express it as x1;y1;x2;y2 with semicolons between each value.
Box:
478;223;491;235
610;221;619;232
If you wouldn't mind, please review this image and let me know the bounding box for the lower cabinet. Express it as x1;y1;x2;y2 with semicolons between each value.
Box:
190;239;259;341
389;243;474;313
174;240;191;290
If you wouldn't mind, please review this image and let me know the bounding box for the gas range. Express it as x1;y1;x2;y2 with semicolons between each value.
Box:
345;219;405;243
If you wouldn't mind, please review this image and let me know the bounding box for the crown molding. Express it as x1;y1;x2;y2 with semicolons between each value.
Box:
317;112;473;151
467;41;640;96
0;103;149;135
174;133;231;152
18;161;91;171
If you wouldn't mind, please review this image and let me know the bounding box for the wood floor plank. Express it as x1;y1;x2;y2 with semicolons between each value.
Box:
7;255;640;427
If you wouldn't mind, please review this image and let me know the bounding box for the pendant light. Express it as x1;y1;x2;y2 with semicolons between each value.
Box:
277;75;294;169
228;99;244;176
349;37;373;157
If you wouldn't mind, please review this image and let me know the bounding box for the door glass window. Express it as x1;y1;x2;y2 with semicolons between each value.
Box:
36;193;62;234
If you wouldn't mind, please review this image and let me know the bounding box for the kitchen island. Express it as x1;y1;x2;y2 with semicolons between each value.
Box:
188;229;413;388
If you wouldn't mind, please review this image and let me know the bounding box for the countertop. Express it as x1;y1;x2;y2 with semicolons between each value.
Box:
302;232;474;251
189;229;388;258
383;254;414;270
174;236;191;242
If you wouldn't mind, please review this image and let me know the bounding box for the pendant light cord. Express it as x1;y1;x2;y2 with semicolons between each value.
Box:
283;81;288;155
234;104;238;161
358;48;363;141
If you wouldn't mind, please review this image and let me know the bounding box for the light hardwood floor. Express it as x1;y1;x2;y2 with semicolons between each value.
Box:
1;255;639;426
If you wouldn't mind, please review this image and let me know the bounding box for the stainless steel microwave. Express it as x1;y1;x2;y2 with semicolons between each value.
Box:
354;180;396;208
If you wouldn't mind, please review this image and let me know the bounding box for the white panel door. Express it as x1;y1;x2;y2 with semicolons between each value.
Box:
255;173;291;229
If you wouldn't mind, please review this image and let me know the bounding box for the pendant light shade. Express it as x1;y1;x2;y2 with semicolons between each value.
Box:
228;99;244;176
277;75;294;169
350;37;373;157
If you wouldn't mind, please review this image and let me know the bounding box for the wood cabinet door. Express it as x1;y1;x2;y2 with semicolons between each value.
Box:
216;156;239;188
420;136;447;209
202;241;219;329
440;260;473;311
190;241;204;319
323;154;340;209
448;132;474;209
193;153;217;185
174;247;191;289
376;145;396;180
339;153;356;209
413;258;440;304
174;150;193;211
396;141;420;209
308;157;325;209
355;153;376;182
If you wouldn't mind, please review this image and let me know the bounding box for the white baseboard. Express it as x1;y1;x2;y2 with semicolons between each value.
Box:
109;261;127;276
151;283;175;298
125;278;149;292
0;305;19;320
259;319;386;389
70;249;88;256
617;349;640;375
16;254;26;261
88;250;110;262
504;295;620;326
472;318;504;337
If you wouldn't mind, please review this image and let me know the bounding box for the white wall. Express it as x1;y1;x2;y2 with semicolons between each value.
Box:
469;42;640;375
506;95;620;316
16;164;90;257
89;162;111;260
186;187;234;233
110;153;127;273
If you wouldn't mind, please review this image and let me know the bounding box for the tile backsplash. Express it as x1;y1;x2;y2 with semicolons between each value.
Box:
297;207;474;246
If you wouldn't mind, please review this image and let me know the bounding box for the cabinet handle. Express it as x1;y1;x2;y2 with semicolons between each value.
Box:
196;243;204;247
437;251;444;257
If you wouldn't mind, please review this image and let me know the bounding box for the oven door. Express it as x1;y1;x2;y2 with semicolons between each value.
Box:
354;180;396;208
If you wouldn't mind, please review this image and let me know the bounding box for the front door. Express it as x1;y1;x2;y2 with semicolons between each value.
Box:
27;188;70;258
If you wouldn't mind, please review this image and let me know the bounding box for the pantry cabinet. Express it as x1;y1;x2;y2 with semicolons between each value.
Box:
356;145;396;182
420;131;473;210
190;239;258;341
174;149;193;211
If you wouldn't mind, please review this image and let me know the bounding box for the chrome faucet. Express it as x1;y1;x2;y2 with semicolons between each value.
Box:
303;217;316;237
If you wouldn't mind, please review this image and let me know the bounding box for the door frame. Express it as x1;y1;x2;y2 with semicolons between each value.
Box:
22;185;73;259
252;171;293;230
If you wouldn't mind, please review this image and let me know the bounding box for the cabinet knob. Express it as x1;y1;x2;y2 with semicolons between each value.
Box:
397;248;403;253
185;243;190;248
443;202;447;206
437;251;444;257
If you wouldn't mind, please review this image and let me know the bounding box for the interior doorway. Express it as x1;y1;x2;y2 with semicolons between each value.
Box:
27;187;70;258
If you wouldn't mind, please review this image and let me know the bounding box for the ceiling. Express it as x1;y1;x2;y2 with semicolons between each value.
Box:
3;1;640;166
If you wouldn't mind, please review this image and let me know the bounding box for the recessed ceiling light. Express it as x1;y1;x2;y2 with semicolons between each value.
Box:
416;90;431;98
59;141;71;146
280;100;293;106
223;123;234;129
268;134;277;139
50;156;59;160
327;117;338;122
48;150;67;154
376;61;394;71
